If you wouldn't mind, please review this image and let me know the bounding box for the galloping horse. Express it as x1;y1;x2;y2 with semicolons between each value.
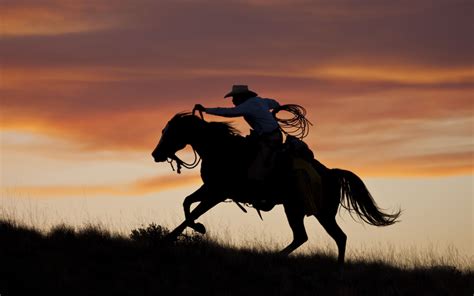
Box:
152;112;400;270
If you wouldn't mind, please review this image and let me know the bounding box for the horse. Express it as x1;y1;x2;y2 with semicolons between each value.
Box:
151;112;400;271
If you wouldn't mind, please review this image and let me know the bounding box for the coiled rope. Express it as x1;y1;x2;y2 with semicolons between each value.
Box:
272;104;313;139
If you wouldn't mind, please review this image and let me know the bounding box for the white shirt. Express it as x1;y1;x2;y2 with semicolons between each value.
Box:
205;97;280;135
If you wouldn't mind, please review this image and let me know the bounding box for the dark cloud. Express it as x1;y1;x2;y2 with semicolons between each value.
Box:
1;0;472;69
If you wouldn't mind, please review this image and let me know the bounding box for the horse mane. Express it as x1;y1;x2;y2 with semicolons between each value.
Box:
171;112;241;137
170;112;193;122
207;121;241;137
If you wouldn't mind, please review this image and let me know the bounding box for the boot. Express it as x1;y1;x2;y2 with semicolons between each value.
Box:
248;180;276;212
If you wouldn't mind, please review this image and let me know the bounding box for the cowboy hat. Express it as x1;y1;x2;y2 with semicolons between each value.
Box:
224;85;258;98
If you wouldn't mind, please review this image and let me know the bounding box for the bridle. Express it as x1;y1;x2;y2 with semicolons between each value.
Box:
166;108;204;174
164;108;264;219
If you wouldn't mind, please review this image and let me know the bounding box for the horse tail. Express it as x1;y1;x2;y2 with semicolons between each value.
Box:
332;169;401;226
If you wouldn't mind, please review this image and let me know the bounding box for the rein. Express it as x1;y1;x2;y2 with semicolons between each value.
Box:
166;108;204;174
163;108;264;219
167;149;201;174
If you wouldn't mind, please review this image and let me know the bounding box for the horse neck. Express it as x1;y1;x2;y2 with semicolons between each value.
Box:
188;123;239;160
185;121;210;157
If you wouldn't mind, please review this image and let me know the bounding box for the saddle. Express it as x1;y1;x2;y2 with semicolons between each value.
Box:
250;135;324;215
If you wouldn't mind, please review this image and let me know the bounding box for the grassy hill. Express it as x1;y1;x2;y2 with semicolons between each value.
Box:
0;219;472;296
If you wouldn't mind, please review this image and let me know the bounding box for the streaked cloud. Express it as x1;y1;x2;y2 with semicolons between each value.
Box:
2;174;201;198
308;66;474;84
1;0;472;188
0;1;121;36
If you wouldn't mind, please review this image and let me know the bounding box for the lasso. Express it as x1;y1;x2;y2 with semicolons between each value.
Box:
272;104;313;139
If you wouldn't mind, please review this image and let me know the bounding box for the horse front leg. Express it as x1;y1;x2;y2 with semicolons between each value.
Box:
183;185;208;234
167;187;220;240
167;199;219;240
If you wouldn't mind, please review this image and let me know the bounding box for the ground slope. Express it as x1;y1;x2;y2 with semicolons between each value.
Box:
0;220;471;296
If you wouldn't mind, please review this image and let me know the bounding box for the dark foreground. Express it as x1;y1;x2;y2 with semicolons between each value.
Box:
0;220;471;296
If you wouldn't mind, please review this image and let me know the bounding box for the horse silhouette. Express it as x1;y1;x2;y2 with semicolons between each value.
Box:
152;112;400;271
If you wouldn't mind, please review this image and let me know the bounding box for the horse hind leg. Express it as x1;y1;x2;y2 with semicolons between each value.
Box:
280;203;308;256
317;215;347;272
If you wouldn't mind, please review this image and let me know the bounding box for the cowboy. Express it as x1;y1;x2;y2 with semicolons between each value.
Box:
194;85;283;183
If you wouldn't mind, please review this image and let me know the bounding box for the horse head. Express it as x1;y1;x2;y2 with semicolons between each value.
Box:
152;113;204;163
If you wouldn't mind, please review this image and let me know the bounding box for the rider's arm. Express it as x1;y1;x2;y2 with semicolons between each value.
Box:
262;98;280;110
205;107;242;117
205;101;251;118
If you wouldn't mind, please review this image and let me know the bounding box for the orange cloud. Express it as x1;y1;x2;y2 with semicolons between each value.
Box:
3;174;201;198
2;71;472;177
1;0;472;178
381;151;473;177
309;66;474;84
132;174;201;194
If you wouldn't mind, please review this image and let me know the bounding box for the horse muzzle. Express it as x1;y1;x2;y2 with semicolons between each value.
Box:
152;151;168;163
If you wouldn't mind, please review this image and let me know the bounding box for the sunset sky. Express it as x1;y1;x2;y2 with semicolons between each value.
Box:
1;1;472;255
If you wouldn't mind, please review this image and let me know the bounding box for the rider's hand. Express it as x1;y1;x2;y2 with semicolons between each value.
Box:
272;105;282;116
194;104;205;113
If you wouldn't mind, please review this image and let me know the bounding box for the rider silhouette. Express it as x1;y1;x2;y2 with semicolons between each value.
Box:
194;85;282;184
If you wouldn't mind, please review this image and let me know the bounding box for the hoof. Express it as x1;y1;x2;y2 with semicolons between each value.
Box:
253;200;275;212
190;222;206;234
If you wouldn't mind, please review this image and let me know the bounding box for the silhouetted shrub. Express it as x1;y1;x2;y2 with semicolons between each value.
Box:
48;224;76;240
179;229;204;245
130;223;169;242
77;224;111;240
130;223;203;245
